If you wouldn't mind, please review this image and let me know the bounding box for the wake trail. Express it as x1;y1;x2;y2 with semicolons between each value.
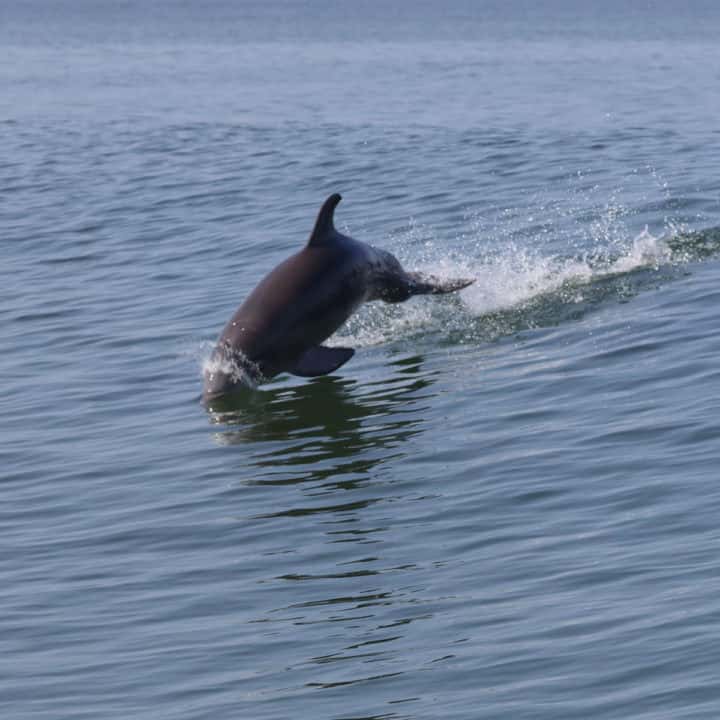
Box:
460;227;671;317
332;227;674;349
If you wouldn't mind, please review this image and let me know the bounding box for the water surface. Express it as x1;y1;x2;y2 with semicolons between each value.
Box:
4;2;720;718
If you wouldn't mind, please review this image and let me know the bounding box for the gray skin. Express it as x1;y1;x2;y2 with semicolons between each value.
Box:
203;194;473;399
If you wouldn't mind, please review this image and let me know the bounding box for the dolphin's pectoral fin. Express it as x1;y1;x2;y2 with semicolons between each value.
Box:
289;345;355;377
406;272;475;295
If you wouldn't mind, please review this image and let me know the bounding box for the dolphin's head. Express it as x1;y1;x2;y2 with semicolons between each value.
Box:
368;247;475;302
202;341;262;402
368;249;414;303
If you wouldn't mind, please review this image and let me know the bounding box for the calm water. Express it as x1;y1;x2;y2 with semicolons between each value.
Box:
4;2;720;718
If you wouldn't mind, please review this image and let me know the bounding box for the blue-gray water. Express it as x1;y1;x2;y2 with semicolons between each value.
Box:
4;2;720;718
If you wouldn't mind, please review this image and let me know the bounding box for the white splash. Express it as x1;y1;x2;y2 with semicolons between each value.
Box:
200;342;261;388
606;227;671;274
328;225;673;348
328;300;436;348
461;227;670;316
458;249;591;316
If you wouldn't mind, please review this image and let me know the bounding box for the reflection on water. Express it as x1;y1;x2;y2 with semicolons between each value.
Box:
204;355;452;701
207;354;434;491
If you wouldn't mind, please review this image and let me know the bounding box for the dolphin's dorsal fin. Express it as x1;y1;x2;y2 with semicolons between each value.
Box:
308;193;342;246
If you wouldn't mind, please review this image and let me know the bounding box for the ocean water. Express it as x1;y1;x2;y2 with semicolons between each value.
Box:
4;2;720;718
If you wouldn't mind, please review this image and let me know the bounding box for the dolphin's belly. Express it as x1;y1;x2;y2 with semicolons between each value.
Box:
219;250;369;377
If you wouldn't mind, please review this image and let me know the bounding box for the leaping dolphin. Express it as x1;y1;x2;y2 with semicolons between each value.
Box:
203;194;473;399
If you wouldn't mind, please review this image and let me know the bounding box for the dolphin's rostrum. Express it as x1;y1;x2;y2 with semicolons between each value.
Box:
203;194;473;399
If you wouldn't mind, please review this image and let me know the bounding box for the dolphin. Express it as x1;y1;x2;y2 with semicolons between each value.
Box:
203;194;473;399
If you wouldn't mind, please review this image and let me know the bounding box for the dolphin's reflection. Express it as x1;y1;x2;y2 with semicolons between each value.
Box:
208;357;444;689
207;354;434;490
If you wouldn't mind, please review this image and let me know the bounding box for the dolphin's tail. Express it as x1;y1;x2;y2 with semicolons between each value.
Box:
406;272;474;295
